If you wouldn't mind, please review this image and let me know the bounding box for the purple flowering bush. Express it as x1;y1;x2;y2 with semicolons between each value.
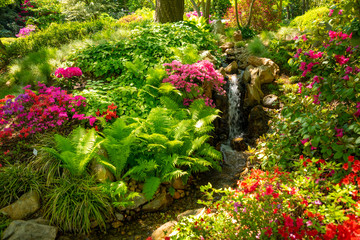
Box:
256;9;360;169
0;83;96;162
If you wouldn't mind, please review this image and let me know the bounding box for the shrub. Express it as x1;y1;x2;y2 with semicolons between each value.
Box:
211;0;231;19
290;7;330;31
173;156;360;239
256;15;360;168
0;83;95;149
5;19;108;60
223;0;280;31
163;60;226;107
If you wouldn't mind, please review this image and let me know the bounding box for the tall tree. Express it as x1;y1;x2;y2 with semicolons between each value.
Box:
189;0;201;17
204;0;211;22
246;0;256;27
235;0;241;30
155;0;184;23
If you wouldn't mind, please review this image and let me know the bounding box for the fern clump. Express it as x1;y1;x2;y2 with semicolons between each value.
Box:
43;126;104;176
100;98;222;200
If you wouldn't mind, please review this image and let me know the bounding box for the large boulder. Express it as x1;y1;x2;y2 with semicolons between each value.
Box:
247;56;280;80
0;191;40;220
211;20;225;35
2;220;58;240
151;221;177;240
247;105;270;139
142;192;173;212
263;94;280;109
233;30;242;42
176;208;205;222
90;161;115;183
225;61;238;74
220;42;234;52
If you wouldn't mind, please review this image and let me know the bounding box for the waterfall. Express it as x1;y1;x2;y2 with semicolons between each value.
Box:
220;72;246;165
228;73;244;140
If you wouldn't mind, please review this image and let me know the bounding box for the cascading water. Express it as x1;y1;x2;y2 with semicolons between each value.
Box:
228;72;244;140
220;72;247;166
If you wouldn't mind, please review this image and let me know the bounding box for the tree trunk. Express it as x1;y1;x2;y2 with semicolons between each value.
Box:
235;0;241;30
0;39;6;55
246;0;256;27
189;0;201;17
286;6;290;20
204;0;211;22
279;0;282;20
155;0;184;23
302;0;305;14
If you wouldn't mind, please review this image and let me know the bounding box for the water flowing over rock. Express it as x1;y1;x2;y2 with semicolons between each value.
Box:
228;74;244;140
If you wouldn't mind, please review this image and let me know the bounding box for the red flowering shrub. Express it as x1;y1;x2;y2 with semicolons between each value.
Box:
223;0;280;31
0;83;96;142
173;156;360;239
163;60;226;107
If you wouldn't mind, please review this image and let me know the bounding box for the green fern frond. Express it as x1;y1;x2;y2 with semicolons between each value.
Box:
194;114;219;132
194;125;214;135
42;147;64;162
166;140;183;151
70;127;87;145
160;96;180;110
173;120;192;140
187;135;211;156
143;176;161;200
162;170;187;183
54;134;75;153
139;133;169;144
123;160;158;181
145;108;173;134
198;143;223;160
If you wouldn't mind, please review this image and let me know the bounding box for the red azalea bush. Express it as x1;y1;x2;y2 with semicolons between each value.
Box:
173;156;360;239
256;9;360;168
0;83;96;143
223;0;280;31
163;60;226;107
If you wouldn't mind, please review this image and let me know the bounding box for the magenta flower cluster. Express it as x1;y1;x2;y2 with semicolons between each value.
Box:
0;83;96;140
15;25;36;38
54;67;83;78
163;60;226;107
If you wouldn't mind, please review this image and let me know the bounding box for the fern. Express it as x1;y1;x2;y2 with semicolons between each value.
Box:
43;127;104;176
143;176;161;200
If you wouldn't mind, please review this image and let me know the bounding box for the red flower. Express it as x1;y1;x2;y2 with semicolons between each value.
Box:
348;156;355;162
343;163;349;170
